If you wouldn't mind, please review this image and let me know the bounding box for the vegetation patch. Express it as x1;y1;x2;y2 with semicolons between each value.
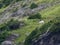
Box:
0;19;22;31
30;3;38;9
28;13;41;19
24;17;60;45
0;31;9;44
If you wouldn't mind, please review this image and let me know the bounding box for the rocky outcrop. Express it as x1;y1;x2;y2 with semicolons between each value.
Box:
6;33;20;41
1;33;20;45
1;41;15;45
33;30;60;45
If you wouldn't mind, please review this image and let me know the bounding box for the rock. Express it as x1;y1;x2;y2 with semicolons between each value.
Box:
1;33;20;45
33;30;60;45
39;20;44;24
6;33;20;41
1;41;15;45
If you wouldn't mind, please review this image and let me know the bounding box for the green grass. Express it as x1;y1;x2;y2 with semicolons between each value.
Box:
41;4;60;17
0;0;60;45
9;19;42;44
24;17;60;45
9;1;60;44
23;0;60;45
24;21;53;45
34;0;60;4
39;3;60;23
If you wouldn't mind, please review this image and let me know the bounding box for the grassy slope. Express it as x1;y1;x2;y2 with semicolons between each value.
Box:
0;0;60;44
39;4;60;23
24;16;60;45
9;19;42;43
9;0;60;44
24;0;60;44
41;4;60;18
10;3;60;45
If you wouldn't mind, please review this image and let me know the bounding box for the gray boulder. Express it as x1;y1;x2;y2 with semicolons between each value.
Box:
1;41;16;45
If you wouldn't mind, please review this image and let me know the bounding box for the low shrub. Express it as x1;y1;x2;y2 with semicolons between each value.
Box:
6;19;20;30
28;13;41;19
30;3;38;9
